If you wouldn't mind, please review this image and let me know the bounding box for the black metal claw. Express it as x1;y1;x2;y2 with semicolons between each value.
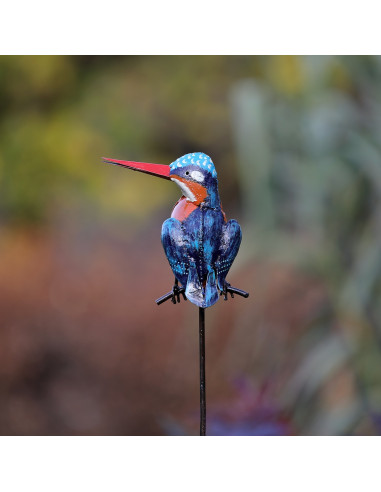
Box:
220;282;249;301
157;280;249;305
156;279;187;305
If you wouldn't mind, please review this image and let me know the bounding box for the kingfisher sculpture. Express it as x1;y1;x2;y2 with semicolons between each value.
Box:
102;151;249;436
102;152;248;308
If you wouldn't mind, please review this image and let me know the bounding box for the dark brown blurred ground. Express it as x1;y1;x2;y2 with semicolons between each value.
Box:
0;219;329;435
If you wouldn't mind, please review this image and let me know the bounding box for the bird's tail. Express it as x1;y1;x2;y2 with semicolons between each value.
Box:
185;261;219;308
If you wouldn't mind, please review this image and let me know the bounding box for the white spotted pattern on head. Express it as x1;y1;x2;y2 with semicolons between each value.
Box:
169;152;217;178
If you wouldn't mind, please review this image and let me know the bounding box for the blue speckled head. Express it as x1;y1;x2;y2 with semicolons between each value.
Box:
169;152;220;209
170;152;217;178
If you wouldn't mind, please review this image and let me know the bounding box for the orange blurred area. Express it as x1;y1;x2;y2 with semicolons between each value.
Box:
1;56;381;435
0;225;326;435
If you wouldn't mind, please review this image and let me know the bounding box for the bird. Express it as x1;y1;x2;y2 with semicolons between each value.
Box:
102;152;248;308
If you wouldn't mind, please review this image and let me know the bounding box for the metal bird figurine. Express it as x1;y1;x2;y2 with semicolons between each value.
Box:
102;152;248;308
103;151;249;436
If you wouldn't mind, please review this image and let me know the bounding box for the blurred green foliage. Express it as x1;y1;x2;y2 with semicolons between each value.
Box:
0;55;260;225
230;56;381;434
1;55;381;434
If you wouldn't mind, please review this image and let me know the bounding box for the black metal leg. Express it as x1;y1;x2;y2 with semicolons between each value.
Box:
155;278;187;305
220;282;250;301
157;282;248;438
199;307;206;436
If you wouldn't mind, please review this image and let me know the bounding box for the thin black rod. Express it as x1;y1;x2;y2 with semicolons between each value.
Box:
199;307;206;436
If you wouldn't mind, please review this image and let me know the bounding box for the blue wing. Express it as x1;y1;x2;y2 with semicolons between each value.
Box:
161;218;189;289
216;219;242;291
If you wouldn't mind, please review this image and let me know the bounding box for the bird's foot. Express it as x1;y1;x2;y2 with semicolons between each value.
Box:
220;282;249;301
156;282;187;305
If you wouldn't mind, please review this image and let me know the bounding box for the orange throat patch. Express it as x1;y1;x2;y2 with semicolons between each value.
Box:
170;176;207;206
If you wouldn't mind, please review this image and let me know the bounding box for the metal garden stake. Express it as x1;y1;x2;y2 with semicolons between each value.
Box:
103;152;249;436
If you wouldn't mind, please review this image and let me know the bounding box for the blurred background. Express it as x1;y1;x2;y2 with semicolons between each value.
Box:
1;55;381;435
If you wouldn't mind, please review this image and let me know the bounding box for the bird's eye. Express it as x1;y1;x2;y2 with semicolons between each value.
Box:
185;171;190;175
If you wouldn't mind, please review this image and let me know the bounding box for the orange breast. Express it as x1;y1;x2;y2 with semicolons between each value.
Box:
171;197;198;222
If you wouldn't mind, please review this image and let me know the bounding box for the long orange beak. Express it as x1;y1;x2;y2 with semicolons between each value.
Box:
102;157;171;180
